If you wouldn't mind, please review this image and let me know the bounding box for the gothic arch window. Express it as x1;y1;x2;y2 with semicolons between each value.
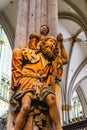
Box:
71;91;83;119
0;24;12;116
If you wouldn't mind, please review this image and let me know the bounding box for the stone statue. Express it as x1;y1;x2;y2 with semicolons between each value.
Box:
7;26;68;130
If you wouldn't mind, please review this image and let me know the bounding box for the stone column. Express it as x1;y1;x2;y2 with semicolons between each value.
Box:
14;0;59;47
47;0;58;37
28;0;48;35
28;0;58;37
28;0;36;35
14;0;29;48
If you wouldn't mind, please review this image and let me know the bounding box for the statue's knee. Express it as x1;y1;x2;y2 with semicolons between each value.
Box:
21;104;30;115
46;94;56;106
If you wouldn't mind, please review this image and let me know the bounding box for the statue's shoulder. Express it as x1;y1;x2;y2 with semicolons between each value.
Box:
12;48;21;54
12;46;27;57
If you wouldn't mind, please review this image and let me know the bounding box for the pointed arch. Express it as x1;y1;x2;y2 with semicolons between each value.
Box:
0;11;15;49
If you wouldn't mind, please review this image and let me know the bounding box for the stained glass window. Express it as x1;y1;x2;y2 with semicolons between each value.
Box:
71;91;83;119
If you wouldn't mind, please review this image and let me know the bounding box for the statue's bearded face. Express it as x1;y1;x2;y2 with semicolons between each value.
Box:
40;38;58;60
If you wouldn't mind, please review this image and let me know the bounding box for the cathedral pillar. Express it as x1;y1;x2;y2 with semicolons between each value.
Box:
14;0;29;48
14;0;59;48
28;0;47;35
47;0;58;37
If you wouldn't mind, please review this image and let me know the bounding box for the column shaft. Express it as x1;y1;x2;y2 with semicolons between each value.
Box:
14;0;29;48
47;0;58;37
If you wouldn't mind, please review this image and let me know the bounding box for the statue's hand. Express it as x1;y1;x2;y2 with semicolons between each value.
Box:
57;33;63;42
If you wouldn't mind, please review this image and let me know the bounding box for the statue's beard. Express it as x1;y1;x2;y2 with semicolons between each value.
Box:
41;46;55;61
39;40;59;61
